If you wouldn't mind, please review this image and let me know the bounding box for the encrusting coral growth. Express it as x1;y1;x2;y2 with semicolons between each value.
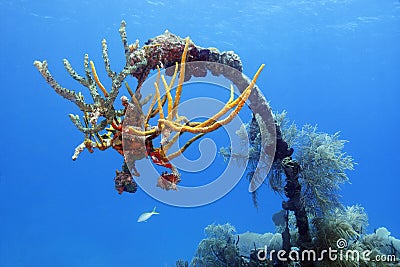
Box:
34;21;266;193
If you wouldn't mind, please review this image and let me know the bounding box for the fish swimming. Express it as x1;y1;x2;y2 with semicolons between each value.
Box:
137;207;159;222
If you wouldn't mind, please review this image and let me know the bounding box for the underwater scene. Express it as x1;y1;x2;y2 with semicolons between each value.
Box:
1;0;399;266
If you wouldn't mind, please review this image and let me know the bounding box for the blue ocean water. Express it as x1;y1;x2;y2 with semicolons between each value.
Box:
1;0;399;266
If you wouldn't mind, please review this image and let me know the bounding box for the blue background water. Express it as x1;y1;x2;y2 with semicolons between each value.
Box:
1;0;399;266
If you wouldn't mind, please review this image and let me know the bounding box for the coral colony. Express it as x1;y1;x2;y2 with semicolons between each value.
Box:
34;22;399;266
34;20;264;193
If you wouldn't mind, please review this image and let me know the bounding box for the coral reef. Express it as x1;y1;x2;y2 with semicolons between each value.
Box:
312;205;368;266
218;109;398;266
34;21;398;267
268;112;355;264
191;223;242;267
190;223;286;266
34;21;267;193
294;124;355;216
181;222;399;267
272;111;355;216
311;206;400;267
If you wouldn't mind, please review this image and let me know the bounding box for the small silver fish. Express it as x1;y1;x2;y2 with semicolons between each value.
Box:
137;207;159;222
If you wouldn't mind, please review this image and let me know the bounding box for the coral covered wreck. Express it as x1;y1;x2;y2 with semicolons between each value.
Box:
34;21;268;193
